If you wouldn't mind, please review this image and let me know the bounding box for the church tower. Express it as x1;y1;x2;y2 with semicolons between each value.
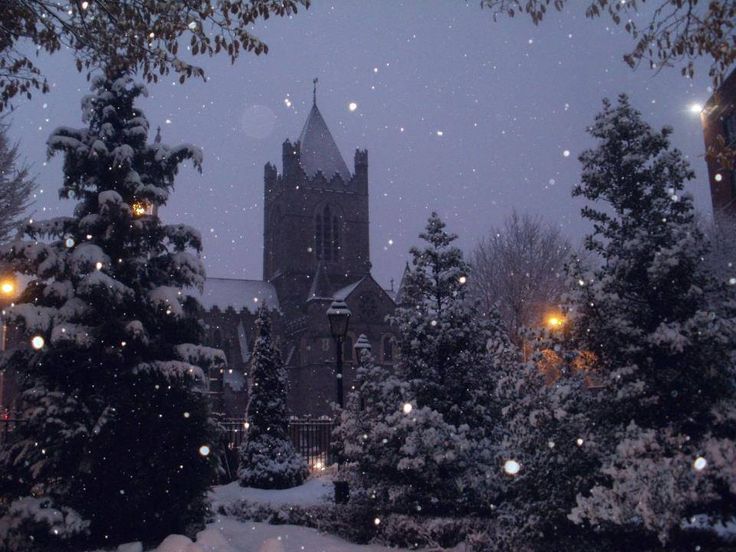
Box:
263;83;370;315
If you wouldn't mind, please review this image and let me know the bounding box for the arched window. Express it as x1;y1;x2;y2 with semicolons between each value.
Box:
314;205;341;261
332;214;340;260
383;335;393;362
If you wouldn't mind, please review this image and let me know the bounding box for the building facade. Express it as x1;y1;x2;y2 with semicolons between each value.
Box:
702;69;736;218
198;92;397;418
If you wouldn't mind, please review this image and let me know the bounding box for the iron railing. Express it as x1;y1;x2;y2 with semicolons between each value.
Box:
219;417;335;469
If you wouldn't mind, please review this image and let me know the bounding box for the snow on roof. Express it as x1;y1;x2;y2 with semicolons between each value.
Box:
332;277;364;301
298;103;351;182
197;277;279;313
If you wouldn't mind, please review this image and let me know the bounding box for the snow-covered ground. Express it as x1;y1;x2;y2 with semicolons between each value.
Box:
93;477;436;552
155;516;406;552
210;477;332;512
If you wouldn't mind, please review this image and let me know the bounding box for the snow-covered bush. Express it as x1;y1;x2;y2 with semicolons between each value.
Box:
238;308;308;489
0;74;218;549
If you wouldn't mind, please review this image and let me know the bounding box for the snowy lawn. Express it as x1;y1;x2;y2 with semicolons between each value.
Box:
210;477;332;512
155;516;407;552
93;477;456;552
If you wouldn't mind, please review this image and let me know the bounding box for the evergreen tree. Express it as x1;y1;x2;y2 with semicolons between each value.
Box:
0;74;220;550
488;329;602;551
237;307;307;489
338;213;515;522
564;95;736;546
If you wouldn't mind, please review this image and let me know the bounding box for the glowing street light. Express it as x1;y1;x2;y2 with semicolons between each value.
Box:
545;313;565;330
0;279;15;297
31;335;45;350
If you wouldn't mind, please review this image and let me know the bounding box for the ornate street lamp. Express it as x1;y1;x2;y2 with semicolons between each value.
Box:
327;300;351;409
327;299;351;505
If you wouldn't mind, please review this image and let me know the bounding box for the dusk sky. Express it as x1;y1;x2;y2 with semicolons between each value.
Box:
6;1;714;289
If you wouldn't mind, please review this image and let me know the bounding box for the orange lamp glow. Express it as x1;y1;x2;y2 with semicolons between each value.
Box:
545;313;565;330
131;201;149;217
0;280;15;296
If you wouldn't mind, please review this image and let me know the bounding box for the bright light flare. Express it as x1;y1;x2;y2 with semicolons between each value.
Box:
693;456;707;471
31;336;45;350
503;459;521;475
545;314;565;329
689;103;704;114
0;280;15;296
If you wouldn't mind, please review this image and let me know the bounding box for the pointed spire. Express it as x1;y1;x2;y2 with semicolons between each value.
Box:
154;126;161;144
298;83;351;182
312;77;318;106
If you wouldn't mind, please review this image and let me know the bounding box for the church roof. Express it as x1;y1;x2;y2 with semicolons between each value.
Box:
196;277;280;313
298;102;351;182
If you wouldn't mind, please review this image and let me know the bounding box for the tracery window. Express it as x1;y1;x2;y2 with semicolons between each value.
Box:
315;205;340;261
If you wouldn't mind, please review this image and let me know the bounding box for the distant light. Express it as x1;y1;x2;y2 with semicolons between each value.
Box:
563;150;571;157
693;456;707;471
65;237;75;248
458;275;467;285
548;441;555;449
284;98;292;108
689;103;703;114
546;314;565;329
715;173;723;182
198;445;210;457
183;412;190;419
348;102;358;112
373;67;378;73
729;277;736;285
31;336;45;350
0;280;15;296
374;517;381;525
95;261;103;271
576;438;584;446
81;1;89;9
402;403;413;414
436;130;444;137
503;459;521;475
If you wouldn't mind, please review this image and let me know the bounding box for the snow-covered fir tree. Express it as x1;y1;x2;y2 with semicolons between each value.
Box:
338;213;516;523
0;75;221;551
237;307;308;489
563;95;736;547
487;327;602;551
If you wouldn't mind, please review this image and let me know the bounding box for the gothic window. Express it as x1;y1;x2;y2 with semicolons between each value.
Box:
315;205;341;261
382;335;394;362
332;215;340;260
315;213;323;260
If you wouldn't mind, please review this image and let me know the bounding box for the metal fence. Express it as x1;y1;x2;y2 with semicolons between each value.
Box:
220;417;336;470
0;417;334;479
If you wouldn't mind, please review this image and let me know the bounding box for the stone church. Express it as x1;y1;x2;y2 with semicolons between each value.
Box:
197;90;398;418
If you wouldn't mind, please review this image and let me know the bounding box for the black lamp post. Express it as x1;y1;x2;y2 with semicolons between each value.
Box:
327;300;351;408
327;299;351;504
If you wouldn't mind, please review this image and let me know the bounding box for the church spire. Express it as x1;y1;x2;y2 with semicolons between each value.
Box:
154;126;161;144
312;77;318;106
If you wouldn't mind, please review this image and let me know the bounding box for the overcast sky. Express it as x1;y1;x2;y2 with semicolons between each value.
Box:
6;1;714;289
